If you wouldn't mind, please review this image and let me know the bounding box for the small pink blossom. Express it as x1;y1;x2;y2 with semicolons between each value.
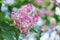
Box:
35;0;44;6
20;27;29;35
11;12;17;20
32;13;40;22
45;10;54;17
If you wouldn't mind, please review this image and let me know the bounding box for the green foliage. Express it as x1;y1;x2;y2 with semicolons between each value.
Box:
0;12;5;18
30;28;38;33
44;1;50;6
51;5;56;11
0;17;20;40
0;0;4;4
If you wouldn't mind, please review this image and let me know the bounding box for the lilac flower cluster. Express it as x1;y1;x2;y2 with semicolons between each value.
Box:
11;4;40;35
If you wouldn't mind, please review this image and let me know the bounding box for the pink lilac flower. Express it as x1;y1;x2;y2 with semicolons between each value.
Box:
32;13;40;22
18;4;35;15
20;27;29;35
11;4;40;35
45;10;54;17
38;9;45;17
11;12;17;20
35;0;44;6
37;9;54;17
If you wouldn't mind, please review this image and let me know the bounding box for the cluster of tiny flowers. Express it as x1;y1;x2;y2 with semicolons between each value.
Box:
39;9;54;17
35;0;44;6
11;4;40;35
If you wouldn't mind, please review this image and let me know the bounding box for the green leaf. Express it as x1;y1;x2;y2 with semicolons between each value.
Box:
0;20;12;31
0;17;20;40
0;29;4;40
8;5;13;12
0;12;5;18
2;31;14;40
44;2;50;6
11;26;20;40
0;17;13;24
30;28;37;33
51;5;56;11
0;0;4;4
36;35;40;40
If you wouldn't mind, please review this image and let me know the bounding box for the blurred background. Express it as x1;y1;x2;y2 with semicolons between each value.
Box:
0;0;60;40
